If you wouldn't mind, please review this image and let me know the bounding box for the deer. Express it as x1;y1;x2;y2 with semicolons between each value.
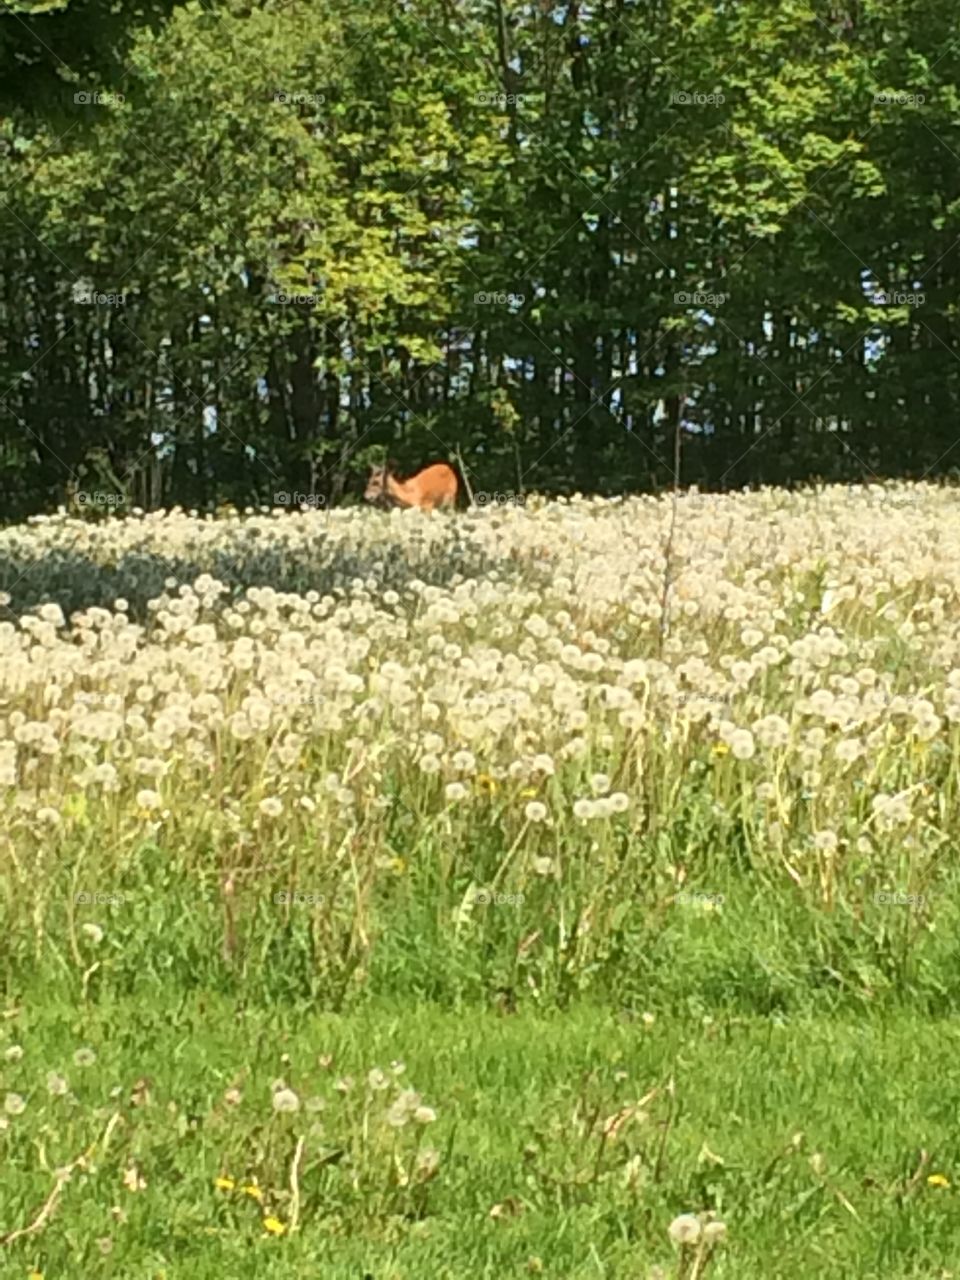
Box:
364;461;460;512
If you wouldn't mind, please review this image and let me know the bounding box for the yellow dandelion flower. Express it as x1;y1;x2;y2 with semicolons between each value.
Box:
928;1173;950;1188
263;1215;287;1236
711;742;730;757
242;1183;264;1203
64;794;88;824
520;787;538;798
390;856;407;875
214;1176;235;1191
476;773;498;794
28;1272;44;1280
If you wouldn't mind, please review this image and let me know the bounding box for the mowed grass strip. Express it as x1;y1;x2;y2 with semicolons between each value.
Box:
1;996;958;1278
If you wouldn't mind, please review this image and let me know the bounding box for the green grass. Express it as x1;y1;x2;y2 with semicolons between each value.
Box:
2;995;960;1278
6;823;960;1015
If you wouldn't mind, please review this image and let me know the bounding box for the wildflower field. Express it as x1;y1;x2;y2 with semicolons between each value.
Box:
2;483;960;1278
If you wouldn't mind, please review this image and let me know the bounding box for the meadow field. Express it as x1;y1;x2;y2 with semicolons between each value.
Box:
2;483;960;1278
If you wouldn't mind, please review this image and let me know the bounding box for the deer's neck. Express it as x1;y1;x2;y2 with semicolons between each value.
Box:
385;475;416;507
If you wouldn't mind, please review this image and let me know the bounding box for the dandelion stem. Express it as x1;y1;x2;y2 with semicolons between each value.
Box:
1;1110;122;1247
288;1135;305;1233
652;1076;676;1184
490;819;531;892
688;1236;709;1280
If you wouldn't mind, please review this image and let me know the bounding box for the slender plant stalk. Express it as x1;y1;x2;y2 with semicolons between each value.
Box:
658;393;684;656
454;444;476;506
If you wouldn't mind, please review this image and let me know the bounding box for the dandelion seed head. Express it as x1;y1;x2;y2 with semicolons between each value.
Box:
668;1213;702;1245
271;1086;299;1113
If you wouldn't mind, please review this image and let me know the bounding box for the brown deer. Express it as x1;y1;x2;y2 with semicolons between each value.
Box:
364;462;459;512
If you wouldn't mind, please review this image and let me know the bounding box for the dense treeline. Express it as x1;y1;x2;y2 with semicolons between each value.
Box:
0;0;957;516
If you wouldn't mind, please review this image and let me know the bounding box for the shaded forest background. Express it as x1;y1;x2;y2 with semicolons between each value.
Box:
0;0;958;517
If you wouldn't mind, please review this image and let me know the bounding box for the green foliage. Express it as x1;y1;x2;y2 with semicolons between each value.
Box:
2;0;960;512
0;0;181;111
